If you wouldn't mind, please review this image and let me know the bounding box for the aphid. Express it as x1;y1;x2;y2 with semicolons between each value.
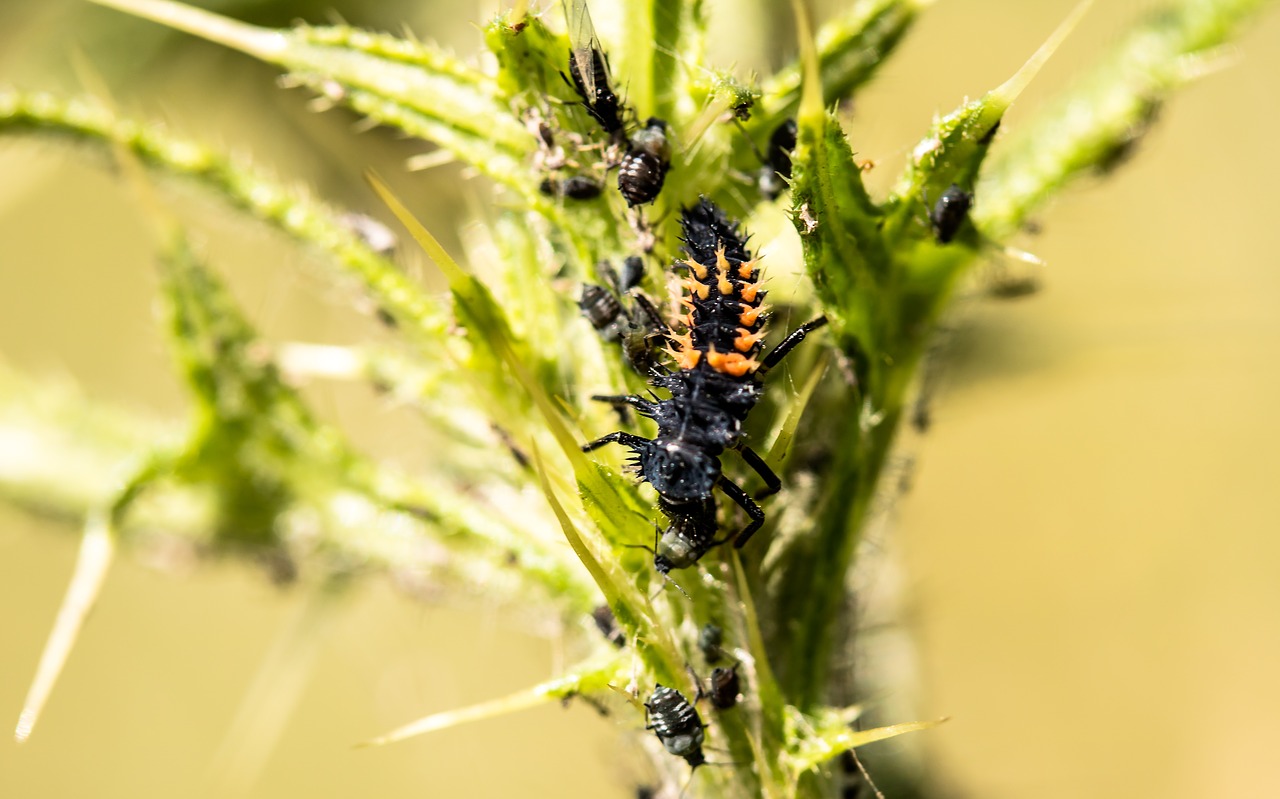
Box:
579;282;624;334
540;174;604;200
564;0;627;140
591;604;626;648
618;118;671;207
929;184;973;244
644;684;706;769
374;307;398;329
708;664;741;710
528;110;568;172
758;118;797;201
619;255;645;293
580;259;666;376
582;199;828;575
697;623;724;665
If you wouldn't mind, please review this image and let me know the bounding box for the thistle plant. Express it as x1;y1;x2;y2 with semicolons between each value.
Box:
0;0;1268;796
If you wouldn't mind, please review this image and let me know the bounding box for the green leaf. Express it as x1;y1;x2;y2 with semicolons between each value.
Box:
883;0;1090;248
787;704;945;773
760;0;923;128
790;110;885;367
0;88;451;343
485;11;574;104
360;653;627;747
87;0;540;200
977;0;1268;239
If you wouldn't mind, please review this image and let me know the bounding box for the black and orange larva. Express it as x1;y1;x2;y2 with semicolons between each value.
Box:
582;198;827;574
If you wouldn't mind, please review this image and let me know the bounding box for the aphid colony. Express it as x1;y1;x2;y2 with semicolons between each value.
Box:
549;1;967;781
577;201;811;776
583;198;827;576
562;0;671;207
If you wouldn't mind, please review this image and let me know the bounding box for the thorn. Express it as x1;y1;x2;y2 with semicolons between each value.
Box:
15;512;115;743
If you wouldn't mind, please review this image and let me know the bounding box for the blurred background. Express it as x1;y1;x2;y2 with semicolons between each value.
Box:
1;0;1278;797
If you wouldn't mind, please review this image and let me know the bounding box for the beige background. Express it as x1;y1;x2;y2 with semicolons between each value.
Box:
1;0;1278;796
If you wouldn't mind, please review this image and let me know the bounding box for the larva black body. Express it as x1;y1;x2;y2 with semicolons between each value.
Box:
644;684;706;769
582;199;827;574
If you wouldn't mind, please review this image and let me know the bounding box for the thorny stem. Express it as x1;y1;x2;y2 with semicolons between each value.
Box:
0;0;1271;794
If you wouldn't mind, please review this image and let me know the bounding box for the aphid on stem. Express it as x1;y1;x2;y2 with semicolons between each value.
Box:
563;0;627;142
644;684;706;770
928;184;973;244
582;199;827;579
618;117;671;207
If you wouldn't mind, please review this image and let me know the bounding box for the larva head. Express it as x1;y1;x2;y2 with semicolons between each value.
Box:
679;198;752;266
654;514;709;573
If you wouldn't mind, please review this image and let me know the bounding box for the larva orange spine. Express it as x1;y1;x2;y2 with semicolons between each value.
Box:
581;198;827;579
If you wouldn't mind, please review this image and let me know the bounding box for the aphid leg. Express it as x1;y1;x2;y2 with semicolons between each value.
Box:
596;259;623;293
717;476;766;548
759;316;829;373
736;445;781;499
630;293;671;333
686;660;706;696
621;524;660;557
629;294;674;377
582;430;650;453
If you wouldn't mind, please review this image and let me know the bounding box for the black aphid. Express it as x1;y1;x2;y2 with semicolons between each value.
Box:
618;118;671;207
540;174;604;200
708;664;741;710
698;623;724;665
579;259;666;376
645;684;706;769
583;199;827;574
619;255;645;293
580;283;624;333
591;604;626;648
564;0;627;140
929;184;973;244
759;118;797;201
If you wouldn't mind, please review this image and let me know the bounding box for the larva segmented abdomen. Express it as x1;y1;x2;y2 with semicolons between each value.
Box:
669;199;769;378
